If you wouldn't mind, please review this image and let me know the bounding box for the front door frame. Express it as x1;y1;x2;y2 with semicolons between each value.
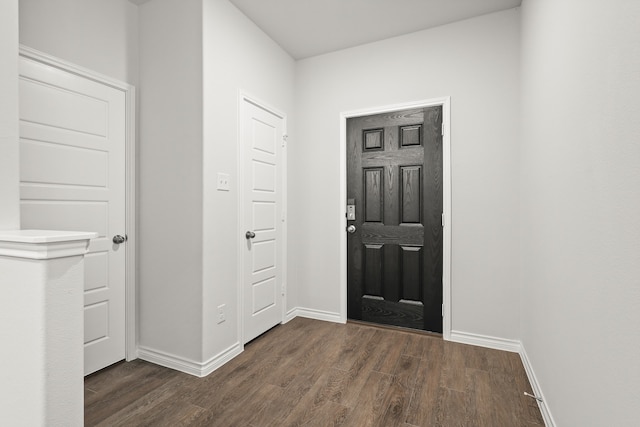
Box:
19;45;138;361
339;96;451;339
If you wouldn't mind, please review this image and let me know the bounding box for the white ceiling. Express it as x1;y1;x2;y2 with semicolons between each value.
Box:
228;0;522;59
129;0;522;59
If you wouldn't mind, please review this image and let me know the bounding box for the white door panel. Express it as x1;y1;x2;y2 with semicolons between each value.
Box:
20;139;108;187
252;277;277;314
84;252;109;292
19;76;109;137
21;201;109;237
252;202;276;231
19;56;126;375
242;99;284;343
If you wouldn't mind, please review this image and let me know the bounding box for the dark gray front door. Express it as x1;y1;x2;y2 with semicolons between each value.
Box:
347;106;443;333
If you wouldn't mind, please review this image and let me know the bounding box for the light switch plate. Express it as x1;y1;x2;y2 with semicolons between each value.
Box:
217;173;230;191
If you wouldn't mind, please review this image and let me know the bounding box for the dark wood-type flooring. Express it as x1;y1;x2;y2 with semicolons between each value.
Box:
85;318;544;426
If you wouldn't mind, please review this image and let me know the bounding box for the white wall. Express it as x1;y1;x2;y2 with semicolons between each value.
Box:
0;0;20;230
138;0;204;361
201;0;295;361
19;0;139;85
292;9;521;339
136;0;295;366
520;0;640;425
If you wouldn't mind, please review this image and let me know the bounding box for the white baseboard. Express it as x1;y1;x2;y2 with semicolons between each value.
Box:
284;307;298;323
136;319;553;426
136;321;553;427
138;342;242;378
520;344;556;427
285;307;344;324
449;330;521;353
125;347;139;362
449;331;554;426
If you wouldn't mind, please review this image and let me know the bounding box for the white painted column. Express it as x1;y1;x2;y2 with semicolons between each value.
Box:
0;230;96;427
0;0;20;230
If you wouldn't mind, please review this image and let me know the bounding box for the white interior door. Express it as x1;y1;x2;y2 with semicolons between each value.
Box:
242;98;284;344
19;56;127;375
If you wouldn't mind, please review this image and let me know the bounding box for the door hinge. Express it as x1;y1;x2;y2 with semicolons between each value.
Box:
442;304;444;317
441;213;445;227
441;123;444;136
281;284;285;296
282;134;288;147
281;210;286;222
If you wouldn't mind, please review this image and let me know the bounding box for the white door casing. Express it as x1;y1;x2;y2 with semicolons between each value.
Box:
18;52;130;375
241;96;285;344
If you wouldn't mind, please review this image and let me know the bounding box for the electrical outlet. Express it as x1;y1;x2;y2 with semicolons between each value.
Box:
217;304;226;324
217;173;230;191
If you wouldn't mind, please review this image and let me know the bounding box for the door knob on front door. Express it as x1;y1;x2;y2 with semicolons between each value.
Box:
245;231;256;239
112;234;127;244
347;225;356;234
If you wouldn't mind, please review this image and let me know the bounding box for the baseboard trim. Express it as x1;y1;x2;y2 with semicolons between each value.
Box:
520;344;556;427
138;342;242;378
286;307;344;324
137;322;553;426
449;330;521;353
200;342;243;377
449;331;554;426
284;307;298;323
137;347;203;377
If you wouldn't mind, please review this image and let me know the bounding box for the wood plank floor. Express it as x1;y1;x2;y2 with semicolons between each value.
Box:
85;318;544;426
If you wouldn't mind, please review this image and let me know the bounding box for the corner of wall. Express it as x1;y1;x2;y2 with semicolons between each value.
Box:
137;0;205;362
519;342;557;427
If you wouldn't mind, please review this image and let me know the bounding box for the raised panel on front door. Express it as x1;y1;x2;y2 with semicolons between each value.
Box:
401;245;423;302
383;244;400;302
363;128;384;151
384;166;400;226
364;167;384;223
401;166;422;224
400;124;422;148
363;244;383;296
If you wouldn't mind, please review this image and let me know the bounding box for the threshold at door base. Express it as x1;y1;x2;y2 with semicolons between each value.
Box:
347;319;443;338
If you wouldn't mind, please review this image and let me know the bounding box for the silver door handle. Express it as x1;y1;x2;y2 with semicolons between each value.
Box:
113;234;127;244
245;231;256;239
346;225;356;234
